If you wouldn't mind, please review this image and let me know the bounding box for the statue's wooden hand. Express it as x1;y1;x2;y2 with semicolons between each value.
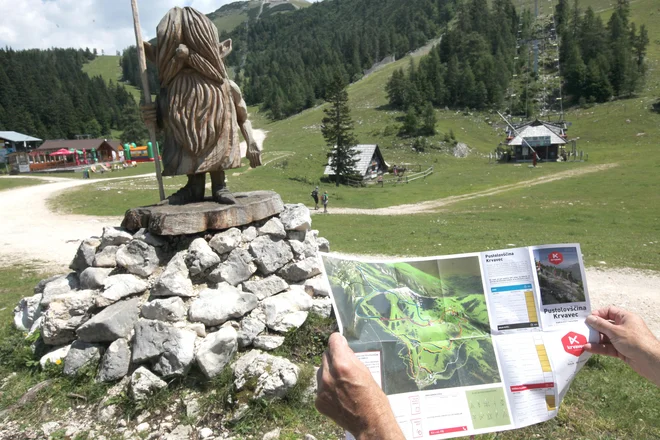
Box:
246;142;262;168
141;103;158;130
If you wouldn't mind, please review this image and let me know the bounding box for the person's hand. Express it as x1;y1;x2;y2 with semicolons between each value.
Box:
315;333;405;440
585;306;660;387
246;141;262;168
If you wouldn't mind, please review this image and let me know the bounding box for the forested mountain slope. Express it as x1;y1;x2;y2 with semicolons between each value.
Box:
120;0;456;120
0;49;141;141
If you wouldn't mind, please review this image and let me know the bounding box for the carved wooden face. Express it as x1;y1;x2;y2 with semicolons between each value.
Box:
155;7;227;88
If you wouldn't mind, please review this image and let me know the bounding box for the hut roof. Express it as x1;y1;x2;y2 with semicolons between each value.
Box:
508;120;566;146
37;139;121;152
324;144;386;176
0;131;42;143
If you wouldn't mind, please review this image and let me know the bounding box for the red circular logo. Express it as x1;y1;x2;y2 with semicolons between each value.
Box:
561;332;587;357
548;252;564;265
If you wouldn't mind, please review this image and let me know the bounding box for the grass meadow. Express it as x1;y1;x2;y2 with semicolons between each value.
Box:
0;178;47;191
1;0;659;436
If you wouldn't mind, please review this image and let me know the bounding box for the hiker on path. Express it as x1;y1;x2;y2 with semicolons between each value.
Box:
311;186;319;210
322;191;329;214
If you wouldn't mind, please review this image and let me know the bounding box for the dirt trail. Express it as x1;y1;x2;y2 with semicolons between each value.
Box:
321;163;618;216
0;164;658;336
0;173;155;270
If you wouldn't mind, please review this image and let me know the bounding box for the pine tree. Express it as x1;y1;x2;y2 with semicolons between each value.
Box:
632;24;649;69
119;104;148;145
421;102;437;135
321;74;359;186
584;60;613;102
401;107;419;136
386;68;407;108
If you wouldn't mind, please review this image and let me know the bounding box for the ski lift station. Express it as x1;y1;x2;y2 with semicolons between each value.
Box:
505;119;569;162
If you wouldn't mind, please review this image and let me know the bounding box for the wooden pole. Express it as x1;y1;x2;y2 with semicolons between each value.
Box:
130;0;166;201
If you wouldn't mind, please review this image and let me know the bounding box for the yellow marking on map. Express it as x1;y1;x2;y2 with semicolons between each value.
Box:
535;344;552;373
525;291;538;323
545;394;556;411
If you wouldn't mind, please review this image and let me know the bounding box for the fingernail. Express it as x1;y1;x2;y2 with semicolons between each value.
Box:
586;316;597;325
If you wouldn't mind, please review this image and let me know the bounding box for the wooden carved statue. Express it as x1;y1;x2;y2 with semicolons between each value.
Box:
141;7;262;205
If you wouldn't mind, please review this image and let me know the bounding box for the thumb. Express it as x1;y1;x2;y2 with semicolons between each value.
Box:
586;315;618;339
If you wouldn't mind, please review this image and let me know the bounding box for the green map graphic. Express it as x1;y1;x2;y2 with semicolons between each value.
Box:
466;387;511;429
324;256;501;393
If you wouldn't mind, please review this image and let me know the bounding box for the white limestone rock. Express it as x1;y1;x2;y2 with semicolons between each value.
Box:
132;319;197;377
303;275;330;297
289;230;318;261
263;428;281;440
187;238;221;276
280;204;312;231
130;367;167;402
98;338;131;382
317;237;330;253
208;248;256;286
209;228;242;255
141;297;187;322
39;344;71;368
260;287;312;333
40;273;80;306
278;257;322;283
79;267;113;290
195;326;238;379
253;335;285;351
257;218;286;239
133;228;167;247
70;238;102;271
163;425;193;440
243;275;288;301
41;290;96;345
198;428;213;439
94;245;119;268
151;251;195;298
34;275;62;295
237;309;267;349
116;240;160;277
63;340;103;376
98;274;147;307
77;296;142;343
241;226;258;243
188;285;258;326
249;236;293;275
311;297;333;318
232;350;299;400
100;227;133;249
13;293;42;332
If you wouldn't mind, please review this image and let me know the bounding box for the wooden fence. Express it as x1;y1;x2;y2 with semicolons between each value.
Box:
344;166;434;187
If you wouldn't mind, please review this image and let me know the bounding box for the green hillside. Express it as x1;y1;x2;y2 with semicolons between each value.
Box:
58;0;660;270
81;55;141;102
208;0;311;34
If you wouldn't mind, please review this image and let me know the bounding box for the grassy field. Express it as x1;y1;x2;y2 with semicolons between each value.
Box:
211;11;249;33
0;178;46;191
38;162;157;180
82;55;141;102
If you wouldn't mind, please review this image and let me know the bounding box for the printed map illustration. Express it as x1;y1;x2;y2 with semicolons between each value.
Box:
322;255;501;394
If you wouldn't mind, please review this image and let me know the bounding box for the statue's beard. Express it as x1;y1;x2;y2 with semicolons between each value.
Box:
167;70;225;158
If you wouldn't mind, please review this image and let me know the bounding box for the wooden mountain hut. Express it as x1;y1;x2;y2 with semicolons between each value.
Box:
324;144;388;181
506;119;568;162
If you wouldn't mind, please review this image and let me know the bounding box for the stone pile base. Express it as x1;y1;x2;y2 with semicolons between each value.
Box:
14;197;333;406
